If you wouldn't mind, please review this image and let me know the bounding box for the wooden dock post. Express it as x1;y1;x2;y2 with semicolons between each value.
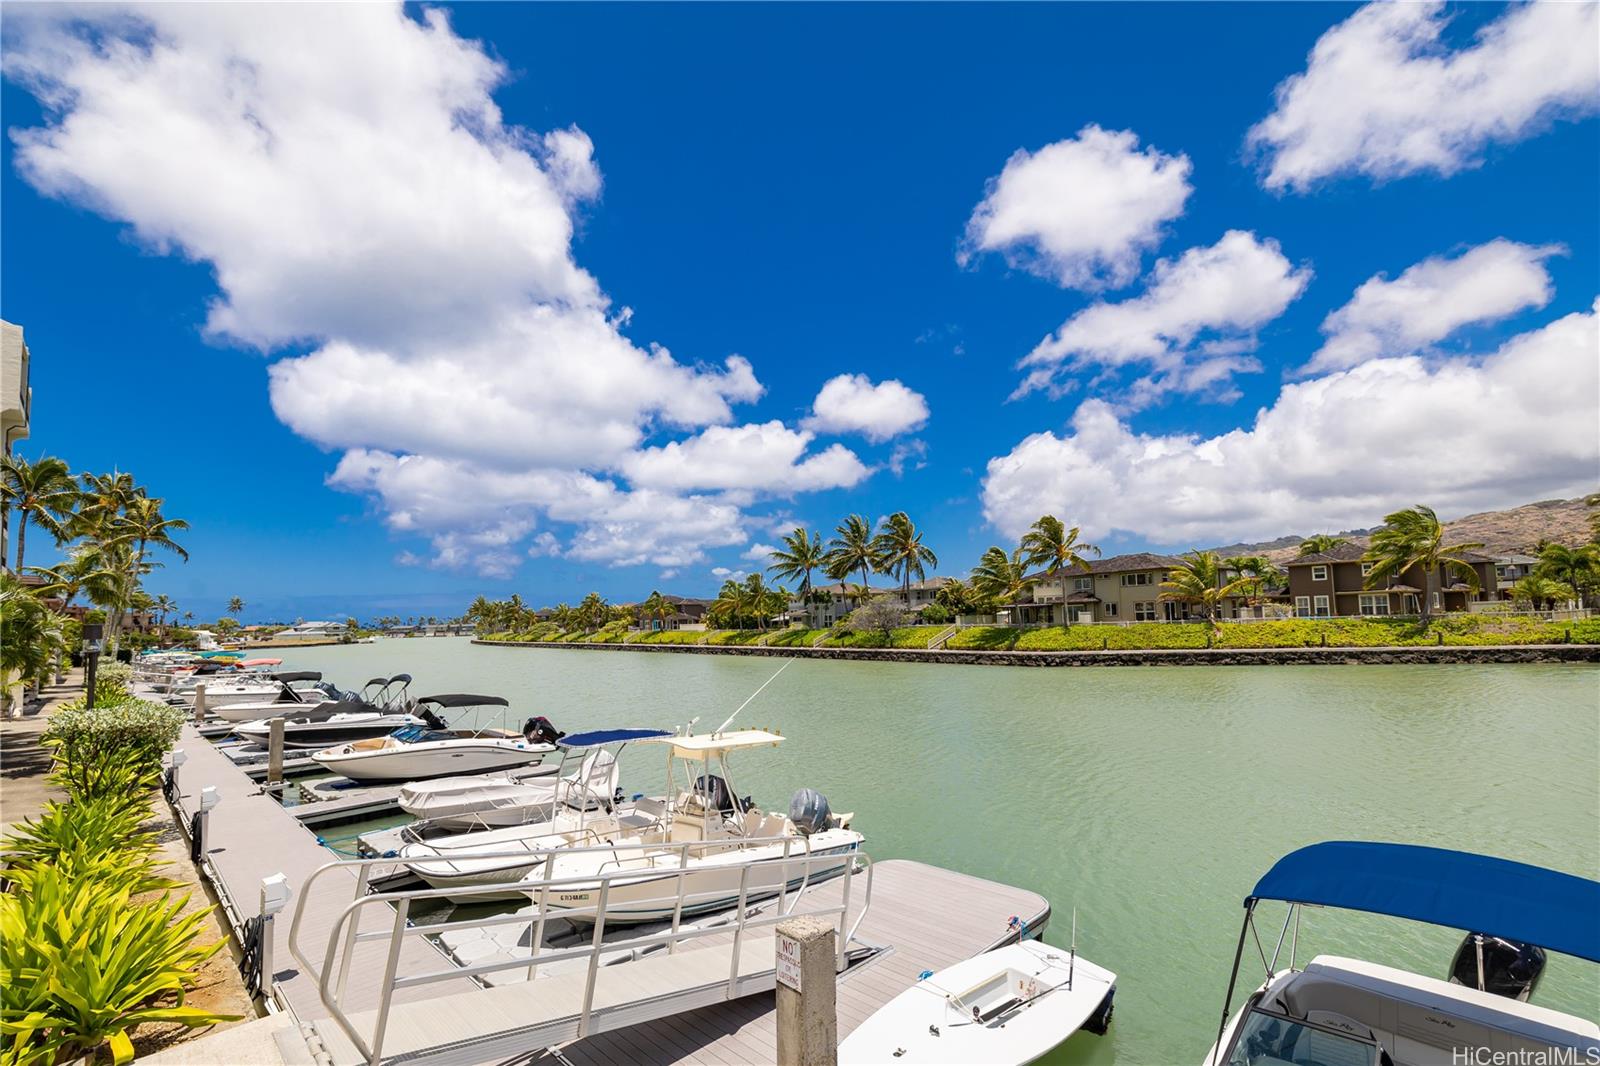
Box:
193;682;208;725
775;915;838;1066
267;719;285;784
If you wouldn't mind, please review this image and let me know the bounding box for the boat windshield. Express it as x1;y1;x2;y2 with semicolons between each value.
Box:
1226;1008;1382;1066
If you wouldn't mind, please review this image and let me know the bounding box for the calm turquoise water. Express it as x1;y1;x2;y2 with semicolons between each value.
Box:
280;638;1600;1064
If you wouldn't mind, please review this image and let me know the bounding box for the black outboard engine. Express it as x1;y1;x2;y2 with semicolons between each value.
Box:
1449;933;1546;1001
692;774;737;815
522;716;565;745
789;788;832;836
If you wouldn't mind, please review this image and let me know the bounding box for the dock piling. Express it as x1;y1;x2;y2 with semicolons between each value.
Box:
193;682;207;725
775;915;838;1066
268;719;285;784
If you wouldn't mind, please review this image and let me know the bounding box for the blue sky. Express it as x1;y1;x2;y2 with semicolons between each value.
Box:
3;2;1596;623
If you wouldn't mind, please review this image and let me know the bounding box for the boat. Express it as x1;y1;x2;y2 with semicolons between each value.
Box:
1203;841;1600;1066
231;704;424;748
398;727;863;919
839;931;1116;1065
310;694;563;783
396;727;669;830
208;671;339;722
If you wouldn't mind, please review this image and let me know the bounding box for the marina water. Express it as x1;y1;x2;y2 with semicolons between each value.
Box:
278;638;1600;1064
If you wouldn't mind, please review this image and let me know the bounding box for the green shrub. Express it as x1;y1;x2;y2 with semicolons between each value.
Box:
43;699;185;791
3;794;174;896
629;630;708;645
945;627;1022;650
705;630;769;645
765;628;827;647
0;866;235;1066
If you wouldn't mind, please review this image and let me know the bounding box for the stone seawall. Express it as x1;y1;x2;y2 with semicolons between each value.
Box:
471;639;1600;668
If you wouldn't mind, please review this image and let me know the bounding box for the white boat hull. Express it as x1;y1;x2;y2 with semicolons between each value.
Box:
397;770;566;826
401;825;863;918
214;698;337;724
311;737;555;782
840;941;1116;1065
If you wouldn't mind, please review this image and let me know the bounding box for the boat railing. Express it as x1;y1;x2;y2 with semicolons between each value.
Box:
287;835;872;1066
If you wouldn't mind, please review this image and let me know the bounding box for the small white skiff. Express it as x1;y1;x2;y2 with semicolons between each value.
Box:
839;939;1115;1065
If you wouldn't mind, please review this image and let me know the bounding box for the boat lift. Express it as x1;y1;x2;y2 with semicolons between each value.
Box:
288;836;875;1065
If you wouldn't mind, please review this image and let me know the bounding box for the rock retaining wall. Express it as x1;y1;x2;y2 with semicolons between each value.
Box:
471;639;1600;668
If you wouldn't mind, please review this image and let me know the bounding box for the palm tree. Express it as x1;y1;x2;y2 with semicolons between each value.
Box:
969;546;1029;611
153;593;178;637
26;549;117;617
767;527;826;624
741;573;782;631
227;596;245;619
1533;541;1600;606
1362;505;1484;624
1222;555;1284;612
1298;534;1349;557
873;512;938;605
0;454;78;572
1159;551;1252;629
825;514;883;591
105;494;188;647
640;590;674;631
1511;575;1568;612
1019;515;1100;625
711;579;746;629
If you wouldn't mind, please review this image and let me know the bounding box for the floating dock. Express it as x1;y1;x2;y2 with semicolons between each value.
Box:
164;722;1051;1065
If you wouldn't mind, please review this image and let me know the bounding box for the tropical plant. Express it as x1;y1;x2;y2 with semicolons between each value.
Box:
872;512;938;603
1159;550;1252;630
1019;515;1100;625
1298;534;1349;556
1533;540;1600;605
0;572;66;708
1222;555;1285;608
824;514;884;591
767;527;826;625
226;596;244;618
842;598;905;643
933;577;980;617
639;590;675;631
42;696;185;790
2;792;171;894
0;867;234;1065
1510;575;1569;611
0;454;78;572
1362;504;1484;623
969;546;1029;609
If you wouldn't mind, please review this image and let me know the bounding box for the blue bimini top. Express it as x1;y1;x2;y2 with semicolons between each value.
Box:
1249;841;1600;963
559;728;674;749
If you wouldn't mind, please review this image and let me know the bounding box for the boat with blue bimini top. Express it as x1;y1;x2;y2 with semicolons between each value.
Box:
1203;841;1600;1066
310;694;563;783
398;727;862;920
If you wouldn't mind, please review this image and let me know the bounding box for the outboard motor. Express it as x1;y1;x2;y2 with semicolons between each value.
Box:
1449;933;1546;1001
789;788;832;836
692;774;737;815
522;716;565;745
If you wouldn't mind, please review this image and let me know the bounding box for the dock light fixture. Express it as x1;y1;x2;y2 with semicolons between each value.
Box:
170;748;188;768
200;785;220;812
81;622;104;708
256;873;293;999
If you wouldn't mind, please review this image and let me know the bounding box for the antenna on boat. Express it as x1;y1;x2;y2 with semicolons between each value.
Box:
715;657;796;734
1068;907;1077;991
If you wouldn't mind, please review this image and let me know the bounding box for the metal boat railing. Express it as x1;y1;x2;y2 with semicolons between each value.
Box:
287;835;872;1065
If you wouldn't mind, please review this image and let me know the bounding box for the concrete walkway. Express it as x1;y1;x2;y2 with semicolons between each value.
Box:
0;667;83;828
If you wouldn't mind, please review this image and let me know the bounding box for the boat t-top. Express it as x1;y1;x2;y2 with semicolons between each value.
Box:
398;726;862;921
310;694;563;783
230;676;423;749
1204;841;1600;1066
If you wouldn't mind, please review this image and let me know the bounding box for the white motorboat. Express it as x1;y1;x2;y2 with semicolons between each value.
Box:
398;728;863;920
231;706;423;748
839;935;1116;1065
214;673;406;724
1202;842;1600;1066
187;670;326;713
396;727;669;830
311;694;562;783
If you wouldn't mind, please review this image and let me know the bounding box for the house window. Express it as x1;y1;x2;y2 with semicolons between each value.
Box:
1134;601;1157;621
1121;572;1154;587
1360;562;1374;577
1313;595;1330;617
1074;576;1093;591
1358;594;1389;617
1105;603;1117;617
1295;596;1311;618
1310;565;1328;581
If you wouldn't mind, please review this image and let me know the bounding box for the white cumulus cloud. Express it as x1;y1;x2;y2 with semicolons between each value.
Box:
1304;239;1561;375
983;300;1600;545
622;422;868;493
962;125;1192;290
1249;1;1600;192
1017;230;1311;405
2;3;859;578
802;374;929;443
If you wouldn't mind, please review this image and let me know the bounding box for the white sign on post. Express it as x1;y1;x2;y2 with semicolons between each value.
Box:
775;930;803;992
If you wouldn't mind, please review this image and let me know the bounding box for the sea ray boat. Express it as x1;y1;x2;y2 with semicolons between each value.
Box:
839;927;1116;1065
231;702;424;748
398;727;863;919
397;727;672;831
1203;841;1600;1066
310;695;562;783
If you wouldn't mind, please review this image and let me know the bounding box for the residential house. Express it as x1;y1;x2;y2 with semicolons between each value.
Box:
1491;554;1540;598
283;620;343;638
1003;553;1285;624
1283;543;1498;617
2;320;34;571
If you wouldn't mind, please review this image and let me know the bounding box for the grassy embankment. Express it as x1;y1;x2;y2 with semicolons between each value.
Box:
483;615;1599;651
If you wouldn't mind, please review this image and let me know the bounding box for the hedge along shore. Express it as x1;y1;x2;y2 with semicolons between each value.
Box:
472;638;1600;668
